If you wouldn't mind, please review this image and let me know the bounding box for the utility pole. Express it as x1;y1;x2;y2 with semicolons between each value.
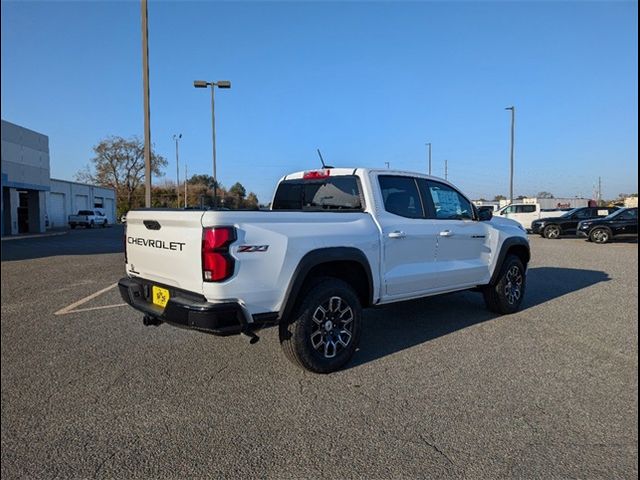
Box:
385;162;390;169
425;142;432;175
505;106;515;205
445;159;448;181
141;0;152;208
184;163;188;207
598;176;602;205
173;134;182;208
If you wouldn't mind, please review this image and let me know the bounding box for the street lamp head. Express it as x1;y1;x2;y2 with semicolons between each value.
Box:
194;80;208;88
505;106;514;110
216;80;231;89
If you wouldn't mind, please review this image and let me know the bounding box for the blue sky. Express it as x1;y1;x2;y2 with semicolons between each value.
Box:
2;1;637;202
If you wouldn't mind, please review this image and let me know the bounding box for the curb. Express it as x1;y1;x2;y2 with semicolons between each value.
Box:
1;231;69;242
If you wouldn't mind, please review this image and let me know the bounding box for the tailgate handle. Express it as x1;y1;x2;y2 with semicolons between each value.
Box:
143;220;162;230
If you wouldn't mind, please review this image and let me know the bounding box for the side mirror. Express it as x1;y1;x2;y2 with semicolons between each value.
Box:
478;208;493;221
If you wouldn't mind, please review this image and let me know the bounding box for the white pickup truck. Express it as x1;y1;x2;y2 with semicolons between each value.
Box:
68;210;109;229
119;168;530;373
495;203;566;231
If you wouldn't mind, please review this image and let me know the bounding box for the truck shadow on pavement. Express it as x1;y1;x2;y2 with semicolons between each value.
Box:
1;225;124;262
349;267;610;369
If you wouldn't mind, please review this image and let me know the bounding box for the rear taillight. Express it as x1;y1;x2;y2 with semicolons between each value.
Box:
202;227;236;282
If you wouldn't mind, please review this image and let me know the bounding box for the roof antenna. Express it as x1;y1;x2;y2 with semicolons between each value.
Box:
317;148;334;169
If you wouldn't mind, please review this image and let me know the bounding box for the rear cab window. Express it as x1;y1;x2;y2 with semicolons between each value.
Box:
272;175;363;211
378;176;424;218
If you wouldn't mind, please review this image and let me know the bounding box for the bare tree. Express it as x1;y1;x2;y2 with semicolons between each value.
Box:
537;191;554;199
75;136;167;212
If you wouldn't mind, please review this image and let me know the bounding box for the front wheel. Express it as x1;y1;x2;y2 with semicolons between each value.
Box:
543;224;561;239
590;228;611;244
279;278;362;373
483;255;526;314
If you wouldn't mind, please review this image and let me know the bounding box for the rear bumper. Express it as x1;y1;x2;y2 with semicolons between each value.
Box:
118;277;263;336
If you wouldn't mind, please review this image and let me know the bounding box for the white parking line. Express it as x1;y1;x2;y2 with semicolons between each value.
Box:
54;283;125;316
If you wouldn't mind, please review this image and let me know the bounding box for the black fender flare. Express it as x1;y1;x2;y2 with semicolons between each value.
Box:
489;237;531;285
278;247;374;321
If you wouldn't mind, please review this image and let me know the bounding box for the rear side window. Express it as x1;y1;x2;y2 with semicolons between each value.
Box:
78;210;94;215
378;176;424;218
517;205;536;213
618;209;638;220
272;176;362;211
574;208;593;219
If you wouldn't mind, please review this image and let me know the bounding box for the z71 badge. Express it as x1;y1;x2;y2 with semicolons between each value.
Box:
237;245;269;253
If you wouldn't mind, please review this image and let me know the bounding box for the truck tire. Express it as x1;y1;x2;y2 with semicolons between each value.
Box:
279;277;362;373
89;221;95;229
543;224;561;239
589;227;611;244
483;254;526;314
70;224;76;229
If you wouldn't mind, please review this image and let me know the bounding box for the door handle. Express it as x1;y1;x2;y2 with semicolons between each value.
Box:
439;230;454;237
388;231;406;239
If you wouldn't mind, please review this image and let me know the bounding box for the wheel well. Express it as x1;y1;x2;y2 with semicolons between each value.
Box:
507;244;530;267
300;261;371;308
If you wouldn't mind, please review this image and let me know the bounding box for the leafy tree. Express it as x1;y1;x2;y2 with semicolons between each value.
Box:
229;182;246;199
187;174;220;190
537;191;554;199
245;192;259;209
493;195;507;201
75;136;167;212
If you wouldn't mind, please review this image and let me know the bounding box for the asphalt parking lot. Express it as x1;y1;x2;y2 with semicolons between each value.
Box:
1;226;637;479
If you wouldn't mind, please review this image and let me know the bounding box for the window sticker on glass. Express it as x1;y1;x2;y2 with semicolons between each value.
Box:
597;210;609;216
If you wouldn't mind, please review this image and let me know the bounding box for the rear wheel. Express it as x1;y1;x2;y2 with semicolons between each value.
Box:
483;255;526;314
590;228;611;244
70;224;76;229
89;221;95;229
543;224;561;239
280;278;362;373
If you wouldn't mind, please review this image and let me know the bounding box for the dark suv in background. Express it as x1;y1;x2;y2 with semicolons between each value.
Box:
531;206;619;239
577;207;638;243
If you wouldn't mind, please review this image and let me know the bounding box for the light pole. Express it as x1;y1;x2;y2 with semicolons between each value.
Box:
173;134;182;208
194;79;231;208
505;106;515;205
425;142;432;175
141;0;152;207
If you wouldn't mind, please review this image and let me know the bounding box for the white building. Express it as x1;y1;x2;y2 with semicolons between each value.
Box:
1;120;116;235
46;180;116;229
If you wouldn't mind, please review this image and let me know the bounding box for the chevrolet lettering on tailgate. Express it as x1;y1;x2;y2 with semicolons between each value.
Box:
128;237;186;251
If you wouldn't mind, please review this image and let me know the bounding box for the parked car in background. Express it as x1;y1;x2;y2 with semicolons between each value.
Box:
496;203;566;231
531;206;619;239
68;210;108;229
577;207;638;243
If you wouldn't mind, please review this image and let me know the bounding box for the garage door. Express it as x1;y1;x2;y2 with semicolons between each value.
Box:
104;198;115;223
49;193;66;229
74;194;89;211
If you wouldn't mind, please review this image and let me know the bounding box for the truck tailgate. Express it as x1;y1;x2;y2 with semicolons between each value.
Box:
125;210;205;294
